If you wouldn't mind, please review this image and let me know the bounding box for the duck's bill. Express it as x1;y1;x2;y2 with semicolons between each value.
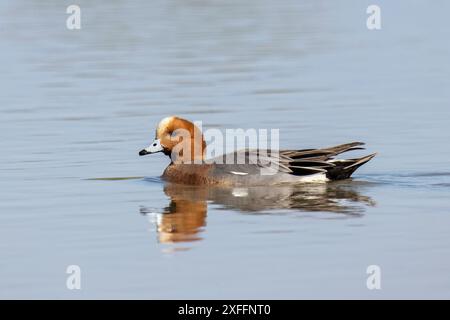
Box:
139;139;163;156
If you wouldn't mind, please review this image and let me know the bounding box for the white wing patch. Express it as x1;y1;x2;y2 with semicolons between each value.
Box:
298;173;329;183
230;171;248;176
232;188;249;197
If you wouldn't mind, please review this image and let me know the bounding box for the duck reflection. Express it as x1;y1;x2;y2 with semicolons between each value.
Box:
140;181;375;244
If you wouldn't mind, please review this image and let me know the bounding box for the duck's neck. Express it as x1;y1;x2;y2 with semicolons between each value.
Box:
158;117;206;164
168;137;206;164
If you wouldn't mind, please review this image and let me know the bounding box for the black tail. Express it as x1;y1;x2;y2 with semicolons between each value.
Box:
326;153;377;180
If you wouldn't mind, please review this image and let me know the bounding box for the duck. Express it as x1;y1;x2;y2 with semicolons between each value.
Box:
139;116;376;186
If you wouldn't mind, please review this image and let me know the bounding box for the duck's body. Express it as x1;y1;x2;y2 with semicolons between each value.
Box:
161;144;375;186
139;116;376;186
162;163;327;186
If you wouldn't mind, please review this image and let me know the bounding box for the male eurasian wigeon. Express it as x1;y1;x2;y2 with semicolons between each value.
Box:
139;116;376;186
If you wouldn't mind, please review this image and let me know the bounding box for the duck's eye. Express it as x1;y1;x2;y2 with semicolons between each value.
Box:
153;143;157;146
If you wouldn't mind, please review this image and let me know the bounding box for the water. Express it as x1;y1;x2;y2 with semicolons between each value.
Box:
1;0;449;299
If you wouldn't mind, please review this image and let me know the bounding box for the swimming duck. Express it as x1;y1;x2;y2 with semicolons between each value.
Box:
139;116;376;186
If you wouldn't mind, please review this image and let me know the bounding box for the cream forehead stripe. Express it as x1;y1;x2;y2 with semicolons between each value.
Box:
156;116;176;136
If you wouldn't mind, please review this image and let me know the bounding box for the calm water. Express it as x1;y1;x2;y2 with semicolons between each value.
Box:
1;0;450;299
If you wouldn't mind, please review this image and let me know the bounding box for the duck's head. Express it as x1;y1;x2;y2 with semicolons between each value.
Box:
139;116;206;163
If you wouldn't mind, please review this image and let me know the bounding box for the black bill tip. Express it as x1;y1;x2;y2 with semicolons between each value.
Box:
139;149;149;156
